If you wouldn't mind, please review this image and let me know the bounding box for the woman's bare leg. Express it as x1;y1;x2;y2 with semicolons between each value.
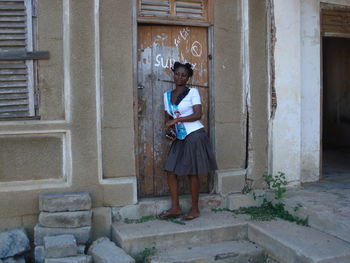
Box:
185;174;200;219
166;172;182;213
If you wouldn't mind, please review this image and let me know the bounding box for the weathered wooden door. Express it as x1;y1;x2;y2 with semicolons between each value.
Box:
137;25;210;197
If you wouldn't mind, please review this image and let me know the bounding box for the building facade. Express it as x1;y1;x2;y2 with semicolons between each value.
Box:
4;0;349;232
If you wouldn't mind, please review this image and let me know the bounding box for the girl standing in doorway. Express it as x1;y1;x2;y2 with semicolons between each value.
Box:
159;62;217;220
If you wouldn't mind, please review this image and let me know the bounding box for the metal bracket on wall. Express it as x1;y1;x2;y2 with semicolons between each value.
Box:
0;51;50;61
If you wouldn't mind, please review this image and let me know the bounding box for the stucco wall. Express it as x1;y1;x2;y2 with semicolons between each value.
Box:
272;0;302;184
37;0;65;120
0;0;136;234
273;0;350;184
100;0;135;179
248;0;269;187
214;1;245;170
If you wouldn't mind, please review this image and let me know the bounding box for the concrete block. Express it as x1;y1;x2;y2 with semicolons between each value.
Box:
44;235;77;258
227;190;266;210
88;237;135;263
77;245;85;255
35;246;45;263
45;255;92;263
34;225;91;246
215;169;246;195
113;195;225;222
39;211;92;228
248;220;350;263
2;256;25;263
39;192;91;212
0;228;30;258
91;207;112;240
113;200;157;221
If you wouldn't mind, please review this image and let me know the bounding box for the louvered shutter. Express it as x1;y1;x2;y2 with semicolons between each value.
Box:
138;0;209;22
175;0;204;19
140;0;170;17
0;0;35;118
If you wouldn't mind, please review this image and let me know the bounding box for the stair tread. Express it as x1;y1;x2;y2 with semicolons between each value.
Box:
248;220;350;263
150;240;264;263
113;211;249;238
112;211;250;255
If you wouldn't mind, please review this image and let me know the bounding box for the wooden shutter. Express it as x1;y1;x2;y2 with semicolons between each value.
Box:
138;0;211;23
139;0;170;17
321;4;350;37
0;0;35;118
175;0;205;19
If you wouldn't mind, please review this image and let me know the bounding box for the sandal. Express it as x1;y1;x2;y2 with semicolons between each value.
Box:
158;209;182;220
181;213;200;221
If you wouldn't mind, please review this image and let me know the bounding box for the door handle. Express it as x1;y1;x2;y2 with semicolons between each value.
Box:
138;83;145;89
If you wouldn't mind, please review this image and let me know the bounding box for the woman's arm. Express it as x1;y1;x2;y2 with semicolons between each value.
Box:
165;104;201;129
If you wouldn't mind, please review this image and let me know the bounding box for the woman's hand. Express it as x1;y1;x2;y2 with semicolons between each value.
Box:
165;119;177;129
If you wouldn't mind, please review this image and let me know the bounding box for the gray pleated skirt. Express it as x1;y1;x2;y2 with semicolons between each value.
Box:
164;128;218;176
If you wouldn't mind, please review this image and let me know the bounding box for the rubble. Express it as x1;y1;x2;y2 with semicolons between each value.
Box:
0;228;30;259
44;235;77;259
88;237;135;263
39;193;91;213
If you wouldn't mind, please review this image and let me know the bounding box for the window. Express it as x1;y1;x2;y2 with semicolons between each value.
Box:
0;0;45;119
138;0;213;24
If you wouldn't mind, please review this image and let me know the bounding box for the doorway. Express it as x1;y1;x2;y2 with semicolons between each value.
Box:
137;25;211;197
322;37;350;179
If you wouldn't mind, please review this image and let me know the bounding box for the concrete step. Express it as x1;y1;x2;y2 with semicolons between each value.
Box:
111;211;249;256
149;240;265;263
112;194;225;222
248;219;350;263
282;183;350;243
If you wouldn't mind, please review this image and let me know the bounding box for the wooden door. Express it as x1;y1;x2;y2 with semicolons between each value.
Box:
137;25;210;197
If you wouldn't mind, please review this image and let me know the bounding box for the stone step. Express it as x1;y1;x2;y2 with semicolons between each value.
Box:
149;240;265;263
112;194;225;222
248;219;350;263
112;211;249;256
282;187;350;243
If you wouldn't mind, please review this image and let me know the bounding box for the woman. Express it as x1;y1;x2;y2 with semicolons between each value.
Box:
159;62;217;220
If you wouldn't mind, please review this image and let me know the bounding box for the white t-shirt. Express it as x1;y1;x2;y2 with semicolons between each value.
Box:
164;88;204;139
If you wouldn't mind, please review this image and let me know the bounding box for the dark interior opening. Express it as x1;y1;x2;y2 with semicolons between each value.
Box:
322;37;350;179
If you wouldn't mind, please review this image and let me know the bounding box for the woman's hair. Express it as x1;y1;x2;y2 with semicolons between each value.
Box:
171;62;194;77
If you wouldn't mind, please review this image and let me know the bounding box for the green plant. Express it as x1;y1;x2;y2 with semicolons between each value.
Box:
294;203;303;212
212;172;308;226
134;247;157;263
262;171;288;199
124;215;155;224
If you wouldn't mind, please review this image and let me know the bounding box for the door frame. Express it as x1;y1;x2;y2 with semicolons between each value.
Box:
132;0;216;198
320;2;350;179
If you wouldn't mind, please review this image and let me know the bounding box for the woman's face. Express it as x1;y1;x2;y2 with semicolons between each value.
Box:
174;67;190;86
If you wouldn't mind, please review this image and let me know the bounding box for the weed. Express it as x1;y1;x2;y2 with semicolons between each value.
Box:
166;217;186;225
134;247;157;263
294;203;303;212
213;172;308;226
262;172;288;199
124;215;155;224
